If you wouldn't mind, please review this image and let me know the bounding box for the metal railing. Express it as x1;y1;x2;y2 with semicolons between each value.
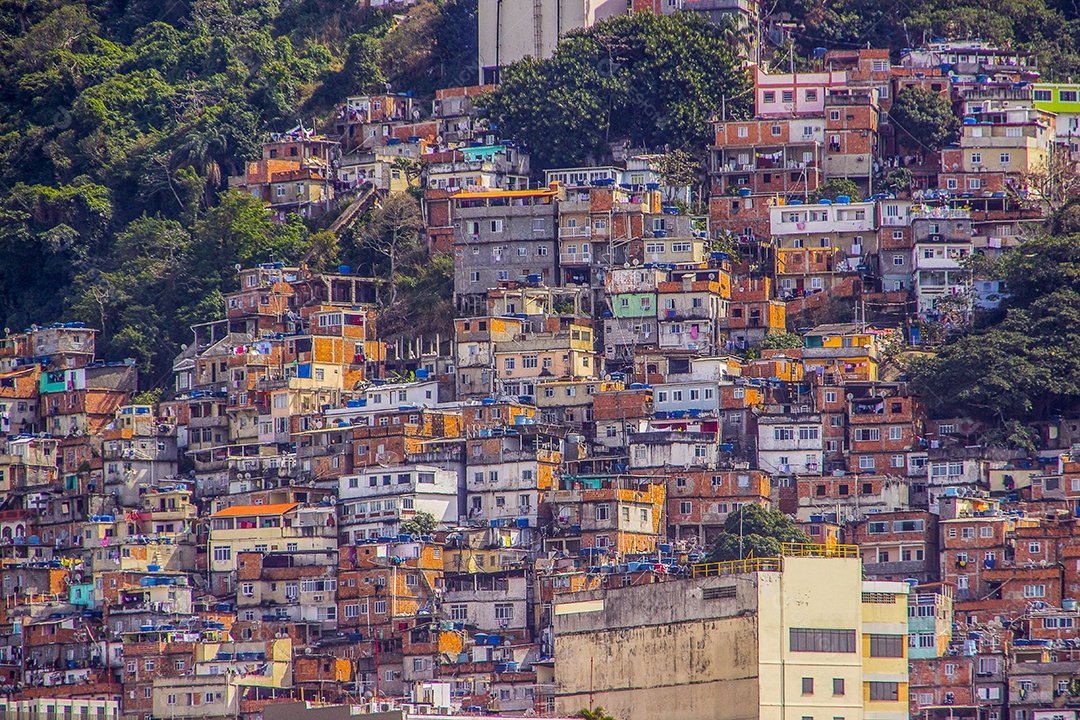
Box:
692;557;782;578
690;542;860;577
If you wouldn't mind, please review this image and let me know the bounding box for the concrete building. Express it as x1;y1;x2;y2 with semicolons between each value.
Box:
477;0;627;83
452;185;562;314
757;413;824;476
338;464;462;541
551;546;883;720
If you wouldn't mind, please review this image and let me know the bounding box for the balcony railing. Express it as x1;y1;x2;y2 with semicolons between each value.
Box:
559;252;592;265
559;226;591;239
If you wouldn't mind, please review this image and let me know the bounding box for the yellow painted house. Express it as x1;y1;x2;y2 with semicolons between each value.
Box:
861;580;911;720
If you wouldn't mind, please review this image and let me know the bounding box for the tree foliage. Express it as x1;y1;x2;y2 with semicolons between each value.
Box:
399;510;439;535
808;178;861;203
479;12;750;170
760;331;803;350
910;233;1080;427
0;0;477;384
708;504;810;561
577;708;616;720
889;86;959;151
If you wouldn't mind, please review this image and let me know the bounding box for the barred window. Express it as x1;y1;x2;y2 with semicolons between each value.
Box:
790;628;856;653
703;585;737;600
869;634;905;658
862;592;897;603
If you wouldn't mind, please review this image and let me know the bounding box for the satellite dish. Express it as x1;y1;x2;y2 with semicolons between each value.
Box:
632;259;641;266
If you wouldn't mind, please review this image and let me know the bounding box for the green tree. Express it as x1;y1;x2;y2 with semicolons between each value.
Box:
708;505;810;561
760;331;803;350
889;86;959;151
480;12;750;170
878;167;913;197
809;178;861;203
909;233;1080;426
576;708;616;720
399;511;439;536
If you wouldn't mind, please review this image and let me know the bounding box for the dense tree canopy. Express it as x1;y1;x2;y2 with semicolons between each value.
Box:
708;504;810;561
910;234;1080;429
889;86;959;151
479;12;751;170
774;0;1080;80
0;0;474;383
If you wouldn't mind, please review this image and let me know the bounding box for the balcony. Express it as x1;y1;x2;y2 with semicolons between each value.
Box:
559;226;591;239
559;252;592;265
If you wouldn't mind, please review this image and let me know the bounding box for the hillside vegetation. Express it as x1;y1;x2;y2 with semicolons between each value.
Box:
0;0;474;384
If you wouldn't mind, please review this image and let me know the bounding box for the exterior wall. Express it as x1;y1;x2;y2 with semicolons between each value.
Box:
552;556;864;720
477;0;628;81
861;581;911;720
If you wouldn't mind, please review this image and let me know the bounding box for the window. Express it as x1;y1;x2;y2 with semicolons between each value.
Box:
1029;541;1041;554
144;659;156;671
450;604;467;621
859;456;875;470
1000;153;1010;165
869;634;905;658
213;546;231;562
1023;584;1047;598
679;501;692;514
802;678;814;695
763;91;776;103
833;678;845;696
495;603;514;621
805;89;818;101
374;600;387;614
789;628;856;653
782;90;794;103
854;428;880;441
595;504;610;521
869;682;900;701
971;152;982;165
1034;89;1052;101
1062;90;1079;102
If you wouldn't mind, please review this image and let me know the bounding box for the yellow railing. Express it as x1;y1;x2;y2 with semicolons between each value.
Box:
692;557;782;578
690;542;860;577
782;542;860;558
